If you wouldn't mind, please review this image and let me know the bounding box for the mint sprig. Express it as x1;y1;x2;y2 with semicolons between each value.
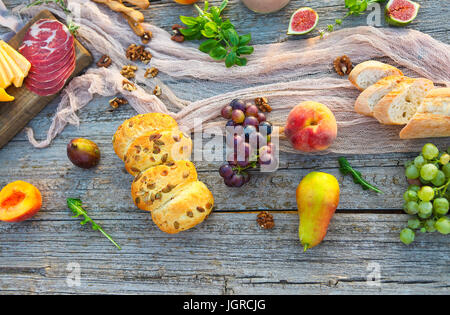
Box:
179;0;254;68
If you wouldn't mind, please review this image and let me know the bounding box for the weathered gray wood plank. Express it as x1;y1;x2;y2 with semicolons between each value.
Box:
0;213;448;294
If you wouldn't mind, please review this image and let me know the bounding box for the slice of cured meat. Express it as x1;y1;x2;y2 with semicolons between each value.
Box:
29;45;74;74
26;59;76;95
19;19;73;66
28;47;75;81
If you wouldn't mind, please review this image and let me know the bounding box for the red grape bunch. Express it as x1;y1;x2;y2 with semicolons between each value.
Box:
219;99;276;187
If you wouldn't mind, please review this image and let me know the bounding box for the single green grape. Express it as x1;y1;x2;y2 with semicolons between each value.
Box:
404;201;419;215
400;228;415;245
424;219;437;232
405;165;420;179
431;170;446;186
440;153;450;165
442;163;450;178
407;218;421;230
418;186;435;202
433;198;449;216
420;164;439;181
418;201;433;219
422;143;439;160
414;155;426;169
435;216;450;235
408;185;421;192
403;190;418;202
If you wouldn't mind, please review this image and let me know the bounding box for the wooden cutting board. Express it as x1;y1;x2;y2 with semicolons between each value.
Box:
0;10;93;149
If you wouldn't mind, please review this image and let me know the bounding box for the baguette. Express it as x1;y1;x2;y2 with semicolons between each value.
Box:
400;88;450;139
112;113;178;161
348;60;403;91
372;78;434;125
124;129;192;176
354;75;405;116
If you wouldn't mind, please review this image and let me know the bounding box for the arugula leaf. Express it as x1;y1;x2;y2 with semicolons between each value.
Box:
338;157;383;193
178;0;253;68
67;198;121;250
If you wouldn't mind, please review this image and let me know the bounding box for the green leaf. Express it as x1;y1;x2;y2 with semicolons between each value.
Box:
180;16;198;26
204;21;218;33
236;45;254;55
235;57;247;66
209;46;228;60
338;157;383;193
221;20;234;30
199;39;218;53
239;34;251;46
225;28;239;47
219;0;228;12
201;29;217;38
180;27;199;36
225;52;237;68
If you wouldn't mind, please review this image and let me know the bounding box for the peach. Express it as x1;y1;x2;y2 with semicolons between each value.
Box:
284;101;337;152
0;181;42;222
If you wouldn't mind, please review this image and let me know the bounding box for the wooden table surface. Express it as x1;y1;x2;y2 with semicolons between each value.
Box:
0;0;449;295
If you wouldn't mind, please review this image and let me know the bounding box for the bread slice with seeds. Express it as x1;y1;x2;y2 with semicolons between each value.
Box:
124;129;193;176
151;181;214;234
354;75;405;117
400;88;450;139
112;113;178;162
131;160;197;211
373;78;434;125
348;60;403;91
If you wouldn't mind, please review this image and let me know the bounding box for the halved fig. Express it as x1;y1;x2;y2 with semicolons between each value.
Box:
287;7;319;35
385;0;420;27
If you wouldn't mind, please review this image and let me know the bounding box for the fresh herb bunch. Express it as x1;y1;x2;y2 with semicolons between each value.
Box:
27;0;71;14
179;0;254;68
322;0;386;36
400;143;450;245
67;198;121;250
338;157;383;193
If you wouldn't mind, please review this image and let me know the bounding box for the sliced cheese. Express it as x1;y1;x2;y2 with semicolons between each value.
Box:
0;55;11;89
0;46;25;87
0;40;31;77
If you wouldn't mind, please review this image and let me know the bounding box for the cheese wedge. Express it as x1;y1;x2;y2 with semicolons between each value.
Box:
0;40;31;77
0;46;25;87
0;47;14;85
0;56;11;89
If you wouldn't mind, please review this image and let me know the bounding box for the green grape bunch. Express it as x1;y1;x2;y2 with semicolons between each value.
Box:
400;143;450;245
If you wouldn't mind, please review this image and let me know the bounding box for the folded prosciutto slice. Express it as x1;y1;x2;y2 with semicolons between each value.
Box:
19;19;76;96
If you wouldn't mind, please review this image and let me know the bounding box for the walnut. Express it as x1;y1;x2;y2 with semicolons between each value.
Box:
109;97;128;109
120;65;138;79
126;44;144;61
140;50;152;64
256;211;274;229
122;79;136;92
145;67;159;78
96;55;112;68
255;97;272;113
153;85;162;96
171;24;185;43
333;55;353;76
141;31;152;44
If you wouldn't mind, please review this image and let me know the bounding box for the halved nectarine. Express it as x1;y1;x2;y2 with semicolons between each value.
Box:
0;181;42;222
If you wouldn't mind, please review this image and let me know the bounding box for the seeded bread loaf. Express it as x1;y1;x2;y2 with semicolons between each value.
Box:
373;78;434;125
124;129;193;176
354;75;405;116
112;113;178;161
400;88;450;139
131;160;198;211
348;60;403;91
151;181;214;234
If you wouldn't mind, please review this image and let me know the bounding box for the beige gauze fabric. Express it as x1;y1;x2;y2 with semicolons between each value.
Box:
16;0;450;153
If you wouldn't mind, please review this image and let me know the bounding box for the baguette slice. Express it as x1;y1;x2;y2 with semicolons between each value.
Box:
354;75;405;116
112;113;178;162
400;88;450;139
124;129;192;176
151;181;214;234
373;78;434;125
349;60;403;91
131;160;198;211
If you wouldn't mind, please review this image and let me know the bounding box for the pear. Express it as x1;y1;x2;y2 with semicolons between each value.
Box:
296;172;340;251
